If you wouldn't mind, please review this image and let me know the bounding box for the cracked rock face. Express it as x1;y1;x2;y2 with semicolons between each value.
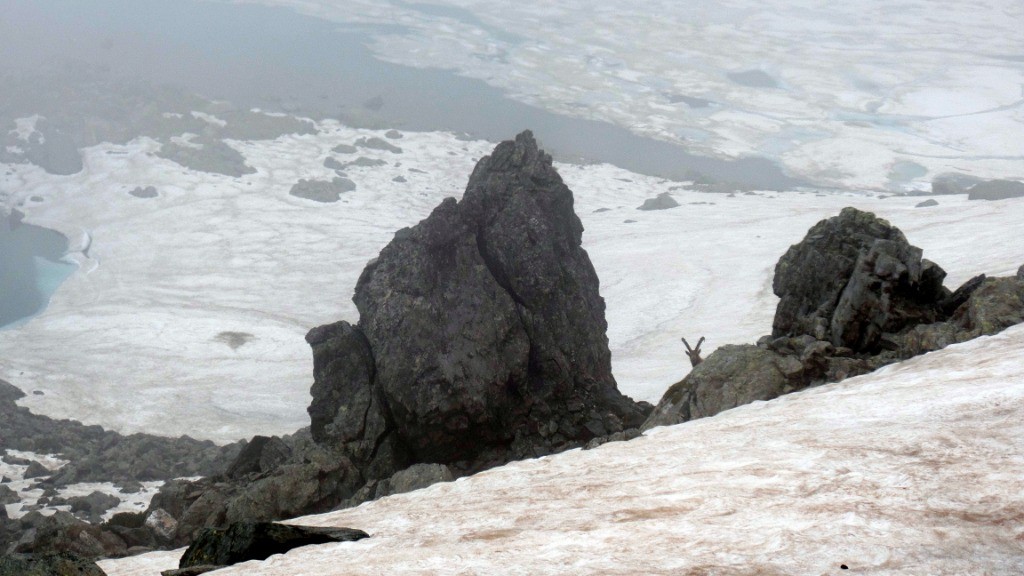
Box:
772;207;946;352
311;131;645;468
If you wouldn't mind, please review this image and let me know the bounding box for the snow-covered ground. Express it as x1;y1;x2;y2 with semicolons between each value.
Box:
236;0;1024;190
1;123;1021;443
100;323;1024;575
1;450;163;521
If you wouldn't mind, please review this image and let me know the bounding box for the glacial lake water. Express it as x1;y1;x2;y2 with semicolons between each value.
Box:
0;212;77;329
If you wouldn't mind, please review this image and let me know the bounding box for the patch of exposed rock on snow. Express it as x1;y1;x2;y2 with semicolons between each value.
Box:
100;324;1024;575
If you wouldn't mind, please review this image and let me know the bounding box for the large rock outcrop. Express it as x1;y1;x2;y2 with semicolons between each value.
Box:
645;208;1024;429
313;131;646;469
141;131;648;548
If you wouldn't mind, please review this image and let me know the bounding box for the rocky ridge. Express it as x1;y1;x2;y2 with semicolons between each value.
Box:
644;207;1024;429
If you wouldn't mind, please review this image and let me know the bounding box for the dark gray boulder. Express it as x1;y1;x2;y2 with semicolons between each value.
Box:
967;179;1024;201
305;322;407;479
11;511;127;559
772;207;945;351
829;241;944;351
102;512;155;550
915;199;938;208
23;462;50;479
178;522;368;569
147;437;367;547
224;436;291;480
339;130;645;468
953;277;1024;336
374;463;453;499
331;143;358;154
342;157;388;169
68;491;120;522
0;485;17;505
129;186;159;199
637;192;680;211
288;177;356;203
0;552;105;576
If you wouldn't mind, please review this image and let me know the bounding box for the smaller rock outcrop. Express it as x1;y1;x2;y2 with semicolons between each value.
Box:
771;207;935;345
10;511;127;559
966;179;1024;201
645;207;1024;430
645;345;803;428
129;186;159;199
224;436;291;480
637;192;680;211
288;177;356;203
67;491;120;523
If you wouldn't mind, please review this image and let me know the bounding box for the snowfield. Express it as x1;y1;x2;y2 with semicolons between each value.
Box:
100;323;1024;575
2;123;1021;443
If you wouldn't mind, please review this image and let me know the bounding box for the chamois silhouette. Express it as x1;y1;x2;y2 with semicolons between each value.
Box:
681;336;705;367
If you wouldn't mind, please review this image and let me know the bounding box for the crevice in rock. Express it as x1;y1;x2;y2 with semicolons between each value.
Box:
474;230;526;308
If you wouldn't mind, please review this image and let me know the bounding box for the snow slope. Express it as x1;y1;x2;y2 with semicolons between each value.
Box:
100;323;1024;575
1;124;1022;443
235;0;1024;190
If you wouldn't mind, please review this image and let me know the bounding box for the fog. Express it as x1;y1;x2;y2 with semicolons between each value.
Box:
0;0;819;330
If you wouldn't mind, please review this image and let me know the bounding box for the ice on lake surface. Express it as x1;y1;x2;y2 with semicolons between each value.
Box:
259;0;1024;190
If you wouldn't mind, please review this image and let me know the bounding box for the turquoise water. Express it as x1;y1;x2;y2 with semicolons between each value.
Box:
0;213;77;329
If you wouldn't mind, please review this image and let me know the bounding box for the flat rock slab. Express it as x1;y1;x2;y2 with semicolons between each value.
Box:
179;522;369;568
0;552;106;576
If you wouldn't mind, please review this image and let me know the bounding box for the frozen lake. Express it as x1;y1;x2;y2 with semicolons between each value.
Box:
0;0;798;189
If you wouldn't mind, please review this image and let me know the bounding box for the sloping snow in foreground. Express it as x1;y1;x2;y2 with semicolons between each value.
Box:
1;124;1022;442
101;324;1024;575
